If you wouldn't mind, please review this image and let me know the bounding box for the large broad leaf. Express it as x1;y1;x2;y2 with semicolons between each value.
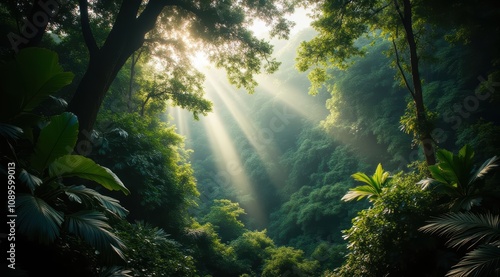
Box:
63;185;129;218
435;149;461;184
0;48;74;117
64;210;125;260
49;155;130;195
30;112;78;172
16;194;64;244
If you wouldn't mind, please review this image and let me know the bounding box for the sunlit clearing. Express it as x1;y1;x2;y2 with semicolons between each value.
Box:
204;70;288;190
200;110;267;225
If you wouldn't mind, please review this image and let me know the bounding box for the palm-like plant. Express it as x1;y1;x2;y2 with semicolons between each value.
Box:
342;163;391;202
420;212;500;277
418;145;499;211
1;48;130;261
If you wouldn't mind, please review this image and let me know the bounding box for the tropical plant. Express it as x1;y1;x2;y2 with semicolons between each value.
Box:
15;112;129;260
1;48;130;264
420;212;500;277
418;145;499;211
115;221;197;277
338;171;445;276
342;163;391;202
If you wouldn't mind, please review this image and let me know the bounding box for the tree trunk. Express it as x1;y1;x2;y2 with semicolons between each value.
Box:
128;52;136;113
67;0;165;153
398;0;436;165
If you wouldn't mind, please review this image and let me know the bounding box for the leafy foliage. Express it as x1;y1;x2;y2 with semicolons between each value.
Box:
115;221;197;277
93;111;198;235
338;171;446;276
342;163;391;202
420;212;500;277
0;47;74;121
419;145;499;211
49;155;129;195
261;246;320;277
231;230;276;274
203;199;246;242
185;221;243;276
0;48;129;270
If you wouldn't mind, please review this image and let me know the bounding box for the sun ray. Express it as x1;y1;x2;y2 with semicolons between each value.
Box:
198;104;267;225
255;74;328;123
204;71;289;191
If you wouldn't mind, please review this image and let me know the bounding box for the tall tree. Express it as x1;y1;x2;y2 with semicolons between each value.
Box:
7;0;295;146
297;0;438;165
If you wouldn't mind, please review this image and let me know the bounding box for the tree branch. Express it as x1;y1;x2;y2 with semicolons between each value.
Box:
392;37;415;99
393;0;405;23
78;0;98;56
136;0;167;35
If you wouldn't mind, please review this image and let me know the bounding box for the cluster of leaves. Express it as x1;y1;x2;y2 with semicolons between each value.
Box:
115;221;197;277
337;170;445;276
337;145;500;276
92;111;198;235
265;126;368;269
203;199;247;242
417;146;500;276
0;48;129;274
188;199;320;277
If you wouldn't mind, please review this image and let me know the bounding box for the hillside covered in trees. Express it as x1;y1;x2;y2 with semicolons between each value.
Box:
1;1;500;276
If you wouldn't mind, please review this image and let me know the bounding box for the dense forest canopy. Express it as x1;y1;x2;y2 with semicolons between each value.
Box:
1;1;500;276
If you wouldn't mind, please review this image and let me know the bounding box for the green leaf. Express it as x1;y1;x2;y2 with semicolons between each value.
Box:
458;144;475;170
16;194;63;244
49;155;130;195
0;48;73;118
63;185;128;218
19;169;43;192
30;112;78;172
351;172;374;186
419;212;500;249
346;164;389;202
447;243;500;277
428;164;453;186
342;185;379;202
64;210;125;260
0;123;23;140
372;163;389;188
